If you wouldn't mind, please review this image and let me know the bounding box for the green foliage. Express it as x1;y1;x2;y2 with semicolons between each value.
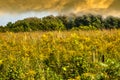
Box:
44;54;89;79
103;59;120;79
41;15;66;30
79;25;97;30
0;14;120;32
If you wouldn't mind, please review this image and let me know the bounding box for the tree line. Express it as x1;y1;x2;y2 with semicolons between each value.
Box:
0;14;120;32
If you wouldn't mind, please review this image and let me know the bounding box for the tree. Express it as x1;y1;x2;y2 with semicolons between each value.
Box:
57;16;70;29
90;15;103;29
42;15;65;30
7;22;13;28
104;16;119;29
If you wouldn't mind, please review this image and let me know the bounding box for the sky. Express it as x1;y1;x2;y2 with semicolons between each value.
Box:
0;0;120;26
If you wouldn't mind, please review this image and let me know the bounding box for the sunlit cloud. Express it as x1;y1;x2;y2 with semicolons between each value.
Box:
0;0;120;25
0;0;119;15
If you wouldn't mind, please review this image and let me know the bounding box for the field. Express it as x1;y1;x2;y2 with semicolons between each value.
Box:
0;30;120;80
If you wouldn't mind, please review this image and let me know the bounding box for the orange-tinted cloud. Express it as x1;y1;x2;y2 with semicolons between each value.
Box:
0;0;119;16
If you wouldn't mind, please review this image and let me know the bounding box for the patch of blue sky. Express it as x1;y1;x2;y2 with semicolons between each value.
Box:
0;11;58;26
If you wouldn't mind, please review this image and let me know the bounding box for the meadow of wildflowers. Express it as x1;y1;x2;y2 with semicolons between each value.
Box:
0;30;120;80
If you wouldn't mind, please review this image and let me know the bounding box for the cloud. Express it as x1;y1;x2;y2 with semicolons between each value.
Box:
108;0;120;10
0;0;119;16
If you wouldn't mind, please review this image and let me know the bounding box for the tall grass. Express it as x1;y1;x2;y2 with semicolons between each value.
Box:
0;30;120;79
